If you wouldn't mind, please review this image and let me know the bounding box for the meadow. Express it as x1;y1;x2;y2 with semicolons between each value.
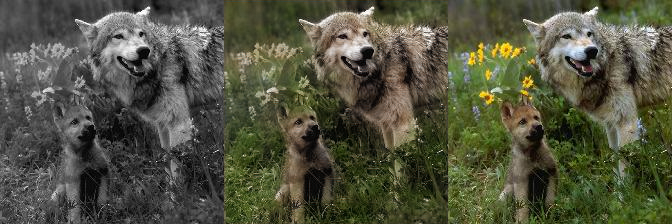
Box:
0;1;224;223
225;1;672;223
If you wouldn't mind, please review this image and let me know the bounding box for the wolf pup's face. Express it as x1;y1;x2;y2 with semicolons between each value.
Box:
53;103;97;149
278;106;321;150
501;100;544;148
524;7;601;78
300;7;376;77
75;7;153;78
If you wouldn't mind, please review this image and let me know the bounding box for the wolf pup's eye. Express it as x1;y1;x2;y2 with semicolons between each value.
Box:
363;31;369;37
113;34;124;39
561;34;572;39
519;119;527;125
139;31;145;37
295;119;303;125
71;119;79;125
85;116;92;120
309;116;315;120
533;115;540;120
587;31;593;37
337;34;348;39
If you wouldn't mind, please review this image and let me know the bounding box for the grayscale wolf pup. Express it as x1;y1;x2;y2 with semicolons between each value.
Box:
522;7;671;178
50;100;110;223
299;7;448;149
275;106;334;223
499;98;557;223
74;7;224;183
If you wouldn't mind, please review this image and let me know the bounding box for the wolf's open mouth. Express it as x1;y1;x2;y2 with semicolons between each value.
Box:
117;56;145;77
341;56;369;77
565;56;594;77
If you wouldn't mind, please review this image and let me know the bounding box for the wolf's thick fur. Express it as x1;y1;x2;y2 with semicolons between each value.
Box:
51;102;110;223
299;7;448;149
275;106;334;223
74;7;223;182
499;99;557;223
522;7;672;177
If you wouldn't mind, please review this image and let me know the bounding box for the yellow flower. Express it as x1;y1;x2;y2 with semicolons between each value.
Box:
527;58;536;65
479;91;495;105
500;43;513;58
477;48;484;64
478;42;485;50
520;89;532;100
485;69;492;80
522;76;534;89
467;52;476;66
511;47;523;58
491;43;499;58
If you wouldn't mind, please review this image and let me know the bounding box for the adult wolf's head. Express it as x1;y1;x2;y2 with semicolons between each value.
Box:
299;7;377;78
524;7;603;78
75;7;154;78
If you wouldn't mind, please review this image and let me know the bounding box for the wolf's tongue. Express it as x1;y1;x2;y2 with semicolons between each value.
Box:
582;65;593;73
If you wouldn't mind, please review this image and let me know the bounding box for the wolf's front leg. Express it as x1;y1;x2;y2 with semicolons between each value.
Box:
513;181;529;223
65;182;81;224
289;182;304;223
545;174;557;208
51;184;65;203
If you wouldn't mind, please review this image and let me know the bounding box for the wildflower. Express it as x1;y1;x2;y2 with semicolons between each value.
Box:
527;58;536;65
298;76;310;88
248;106;257;121
485;69;492;80
520;89;532;100
467;52;476;66
472;106;481;121
464;73;471;83
491;43;499;58
511;47;523;58
24;106;33;121
500;43;513;58
522;76;534;89
492;65;501;80
477;42;484;64
479;91;495;105
478;42;485;50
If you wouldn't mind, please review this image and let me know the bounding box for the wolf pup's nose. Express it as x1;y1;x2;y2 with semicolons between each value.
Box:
585;47;598;59
311;124;320;132
137;47;150;59
533;124;544;135
86;124;96;134
361;47;374;60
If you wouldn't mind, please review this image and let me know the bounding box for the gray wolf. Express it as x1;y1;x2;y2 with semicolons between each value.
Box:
499;99;557;223
299;7;448;149
74;7;224;182
50;100;110;223
523;7;665;178
275;106;334;223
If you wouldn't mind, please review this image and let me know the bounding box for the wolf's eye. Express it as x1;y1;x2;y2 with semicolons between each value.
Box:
139;31;145;37
337;34;348;39
519;119;527;126
85;116;92;120
113;34;124;39
561;34;572;39
295;119;302;125
309;115;315;120
533;115;539;120
363;31;369;37
587;31;593;37
71;119;79;125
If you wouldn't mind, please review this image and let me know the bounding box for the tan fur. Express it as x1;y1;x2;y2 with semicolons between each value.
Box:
523;7;672;178
51;102;110;223
275;106;334;223
499;100;557;223
300;7;448;149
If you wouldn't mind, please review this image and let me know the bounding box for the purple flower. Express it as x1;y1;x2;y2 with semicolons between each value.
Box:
472;106;480;121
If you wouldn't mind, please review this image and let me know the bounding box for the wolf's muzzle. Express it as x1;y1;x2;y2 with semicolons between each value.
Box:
361;47;374;60
585;46;598;60
526;124;544;142
303;124;321;141
79;125;97;141
137;47;150;60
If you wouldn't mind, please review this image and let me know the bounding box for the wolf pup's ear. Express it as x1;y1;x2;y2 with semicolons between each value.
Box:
500;102;514;121
584;7;599;18
360;7;375;18
52;102;66;119
75;19;97;45
137;7;151;17
522;19;544;41
299;19;321;44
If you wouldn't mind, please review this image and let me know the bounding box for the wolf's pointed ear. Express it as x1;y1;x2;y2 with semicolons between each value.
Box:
523;19;545;41
75;19;97;45
584;7;599;17
277;105;288;119
360;7;375;18
137;7;151;17
299;19;321;44
52;102;66;119
500;102;514;121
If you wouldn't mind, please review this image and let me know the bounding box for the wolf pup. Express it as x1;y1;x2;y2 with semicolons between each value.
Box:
521;7;672;178
299;7;448;149
275;106;334;223
50;101;110;223
74;7;224;183
499;99;557;223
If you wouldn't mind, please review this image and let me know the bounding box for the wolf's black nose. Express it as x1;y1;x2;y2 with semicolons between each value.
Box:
311;124;320;132
533;124;544;134
585;47;598;59
137;47;150;59
87;124;96;132
361;47;374;59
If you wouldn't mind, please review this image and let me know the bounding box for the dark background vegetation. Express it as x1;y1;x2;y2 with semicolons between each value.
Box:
0;0;224;223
